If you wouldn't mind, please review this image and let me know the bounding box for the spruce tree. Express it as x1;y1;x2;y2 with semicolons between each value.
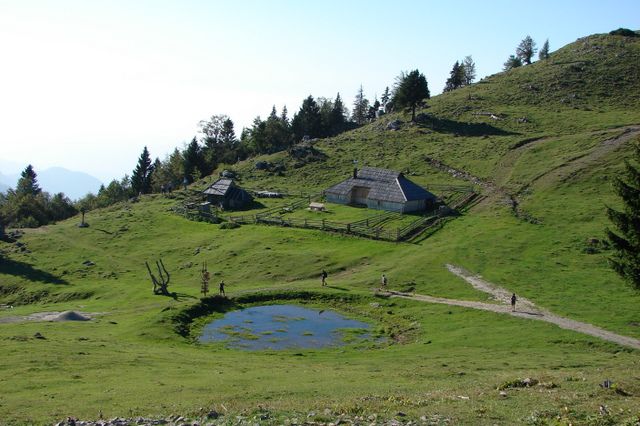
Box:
351;85;369;125
183;137;204;182
444;61;464;92
16;164;41;196
539;39;550;60
392;70;430;121
606;142;640;290
131;146;154;195
291;95;322;141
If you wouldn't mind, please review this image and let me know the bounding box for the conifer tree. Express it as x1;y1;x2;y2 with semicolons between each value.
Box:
392;70;430;121
516;35;537;64
291;95;322;141
539;39;550;60
281;106;289;125
381;86;391;107
503;55;523;71
351;85;369;125
606;142;640;290
131;146;154;195
16;164;41;196
183;137;205;183
444;61;465;92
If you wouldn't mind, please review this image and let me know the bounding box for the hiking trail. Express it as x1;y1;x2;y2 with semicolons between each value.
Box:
384;264;640;350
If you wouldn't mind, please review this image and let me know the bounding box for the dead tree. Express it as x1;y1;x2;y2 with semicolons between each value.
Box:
145;259;170;295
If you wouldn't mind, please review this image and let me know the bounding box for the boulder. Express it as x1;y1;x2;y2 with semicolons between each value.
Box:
386;120;403;131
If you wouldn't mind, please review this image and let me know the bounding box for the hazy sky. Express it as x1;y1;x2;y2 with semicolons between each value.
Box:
1;0;638;183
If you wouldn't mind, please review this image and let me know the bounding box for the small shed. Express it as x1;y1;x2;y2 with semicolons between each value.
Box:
202;178;253;210
324;167;436;213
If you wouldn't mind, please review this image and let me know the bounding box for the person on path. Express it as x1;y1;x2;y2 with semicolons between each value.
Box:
219;280;226;296
381;274;388;289
321;269;328;286
511;293;517;312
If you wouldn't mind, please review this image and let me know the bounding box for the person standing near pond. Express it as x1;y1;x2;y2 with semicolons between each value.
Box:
511;293;517;312
321;269;328;286
219;280;226;296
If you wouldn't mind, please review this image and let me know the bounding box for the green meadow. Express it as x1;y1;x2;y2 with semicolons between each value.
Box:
2;32;640;424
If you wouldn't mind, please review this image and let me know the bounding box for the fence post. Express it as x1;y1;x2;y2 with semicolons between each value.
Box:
396;228;401;241
304;219;307;227
322;219;325;230
347;223;351;233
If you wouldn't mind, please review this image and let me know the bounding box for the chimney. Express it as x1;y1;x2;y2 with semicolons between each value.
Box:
353;167;358;179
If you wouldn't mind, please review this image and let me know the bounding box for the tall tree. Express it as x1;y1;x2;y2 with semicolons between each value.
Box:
131;146;154;195
443;61;465;92
220;118;237;145
503;55;523;71
199;114;230;148
280;105;289;125
606;142;640;290
380;86;391;107
16;164;41;196
351;85;370;125
183;137;205;183
516;35;537;65
539;39;550;60
462;55;476;85
329;93;347;135
392;69;430;121
291;95;322;141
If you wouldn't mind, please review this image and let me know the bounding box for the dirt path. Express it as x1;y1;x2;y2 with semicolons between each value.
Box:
385;264;640;350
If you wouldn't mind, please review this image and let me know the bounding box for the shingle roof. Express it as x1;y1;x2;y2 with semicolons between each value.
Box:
203;178;234;196
325;167;435;203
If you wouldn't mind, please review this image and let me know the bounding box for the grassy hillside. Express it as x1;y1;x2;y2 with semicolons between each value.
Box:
2;32;640;424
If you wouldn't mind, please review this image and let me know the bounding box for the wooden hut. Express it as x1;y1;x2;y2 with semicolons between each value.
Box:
202;178;252;210
324;167;435;213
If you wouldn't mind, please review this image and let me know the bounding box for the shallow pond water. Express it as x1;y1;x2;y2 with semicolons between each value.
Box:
199;304;371;350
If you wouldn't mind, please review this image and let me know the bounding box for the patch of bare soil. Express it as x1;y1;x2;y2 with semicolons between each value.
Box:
0;310;95;324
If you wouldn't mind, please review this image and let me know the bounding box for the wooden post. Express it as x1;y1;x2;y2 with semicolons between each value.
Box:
322;219;325;230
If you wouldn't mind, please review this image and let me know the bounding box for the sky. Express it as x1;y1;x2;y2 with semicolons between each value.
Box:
0;0;638;184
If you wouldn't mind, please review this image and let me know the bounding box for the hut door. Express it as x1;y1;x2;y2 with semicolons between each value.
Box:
351;186;370;205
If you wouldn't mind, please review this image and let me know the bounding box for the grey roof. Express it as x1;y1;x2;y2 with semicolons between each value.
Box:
325;167;435;203
203;178;234;196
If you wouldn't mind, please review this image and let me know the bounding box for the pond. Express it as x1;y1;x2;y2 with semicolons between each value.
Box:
199;304;371;350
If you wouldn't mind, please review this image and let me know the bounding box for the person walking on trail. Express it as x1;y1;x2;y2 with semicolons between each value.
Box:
511;293;517;312
381;274;388;289
321;270;328;286
219;280;226;296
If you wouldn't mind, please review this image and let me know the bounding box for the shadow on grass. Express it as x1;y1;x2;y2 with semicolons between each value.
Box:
418;115;517;136
0;258;68;285
326;285;350;291
170;292;198;301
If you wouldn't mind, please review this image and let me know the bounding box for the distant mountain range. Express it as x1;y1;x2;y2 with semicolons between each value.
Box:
0;167;103;200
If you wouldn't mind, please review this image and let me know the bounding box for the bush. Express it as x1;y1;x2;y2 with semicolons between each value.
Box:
609;28;639;37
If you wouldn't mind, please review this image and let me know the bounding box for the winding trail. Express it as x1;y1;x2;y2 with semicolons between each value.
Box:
385;264;640;350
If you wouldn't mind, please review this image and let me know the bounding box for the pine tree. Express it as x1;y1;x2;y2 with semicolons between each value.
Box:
516;35;537;65
503;55;523;71
131;146;154;195
462;55;476;85
351;85;369;125
281;106;289;125
392;69;430;121
606;142;640;290
183;137;205;183
16;164;41;196
539;39;550;60
443;61;465;92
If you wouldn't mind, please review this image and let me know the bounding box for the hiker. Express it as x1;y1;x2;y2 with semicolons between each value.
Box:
511;293;517;312
219;280;226;296
381;274;387;289
321;269;328;286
